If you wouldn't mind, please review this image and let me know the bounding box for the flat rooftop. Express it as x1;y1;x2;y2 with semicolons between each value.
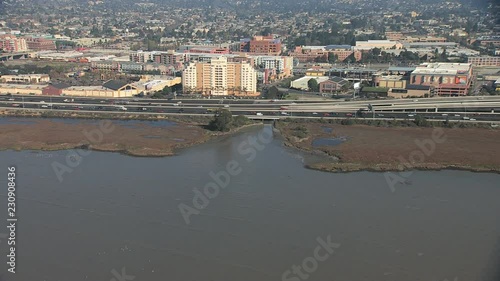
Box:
412;63;471;75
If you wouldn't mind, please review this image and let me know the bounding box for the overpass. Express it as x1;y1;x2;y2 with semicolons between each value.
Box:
0;52;32;61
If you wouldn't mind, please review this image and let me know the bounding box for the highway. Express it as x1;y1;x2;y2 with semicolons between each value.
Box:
1;94;500;123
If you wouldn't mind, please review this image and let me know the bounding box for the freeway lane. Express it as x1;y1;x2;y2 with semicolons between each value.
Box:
1;93;500;121
1;107;500;125
1;100;499;122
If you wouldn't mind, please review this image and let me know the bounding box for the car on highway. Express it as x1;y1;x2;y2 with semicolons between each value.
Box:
223;105;230;108
323;113;330;117
256;112;263;116
454;114;461;117
11;103;20;107
141;107;148;111
463;116;470;120
281;112;289;116
8;98;15;101
41;105;49;108
408;114;415;117
346;113;353;117
178;109;185;113
470;118;477;121
376;114;385;117
312;112;318;115
63;99;74;103
442;114;448;116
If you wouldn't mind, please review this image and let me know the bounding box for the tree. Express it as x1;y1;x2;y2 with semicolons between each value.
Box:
162;86;172;95
208;109;233;132
307;78;319;92
328;52;338;63
266;86;280;99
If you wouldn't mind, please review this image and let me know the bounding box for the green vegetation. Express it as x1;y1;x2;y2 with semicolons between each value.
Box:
290;124;309;138
307;79;319;92
207;109;251;132
277;117;496;129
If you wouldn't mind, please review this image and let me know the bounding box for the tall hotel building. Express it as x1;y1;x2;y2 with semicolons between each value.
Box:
182;56;258;96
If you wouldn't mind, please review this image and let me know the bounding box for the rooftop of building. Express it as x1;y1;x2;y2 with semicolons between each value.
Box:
412;63;472;75
325;45;352;50
388;66;416;72
1;74;49;78
378;75;406;80
293;76;330;84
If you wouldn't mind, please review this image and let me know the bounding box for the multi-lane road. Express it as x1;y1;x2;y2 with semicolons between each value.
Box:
1;94;500;122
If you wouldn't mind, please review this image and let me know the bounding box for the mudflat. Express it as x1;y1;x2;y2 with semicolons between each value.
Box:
0;118;210;157
277;121;500;173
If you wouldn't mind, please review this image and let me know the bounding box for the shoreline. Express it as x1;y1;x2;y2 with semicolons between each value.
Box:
274;120;500;174
0;112;262;157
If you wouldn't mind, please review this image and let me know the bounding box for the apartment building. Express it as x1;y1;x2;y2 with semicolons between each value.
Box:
254;56;294;76
130;51;156;63
468;56;500;67
325;45;362;61
182;56;258;96
239;36;282;55
410;63;473;96
25;37;57;51
288;46;328;63
289;46;361;62
0;35;28;52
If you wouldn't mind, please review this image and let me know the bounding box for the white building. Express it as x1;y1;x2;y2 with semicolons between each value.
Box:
290;76;330;91
182;56;258;96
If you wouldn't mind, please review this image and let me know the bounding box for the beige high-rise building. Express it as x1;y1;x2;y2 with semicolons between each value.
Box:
182;56;258;96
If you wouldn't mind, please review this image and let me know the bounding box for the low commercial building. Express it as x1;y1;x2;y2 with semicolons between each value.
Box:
355;40;403;50
134;76;182;93
373;75;407;88
410;63;473;96
290;76;330;91
0;84;45;95
388;85;431;98
42;80;139;97
319;77;348;93
0;74;50;84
